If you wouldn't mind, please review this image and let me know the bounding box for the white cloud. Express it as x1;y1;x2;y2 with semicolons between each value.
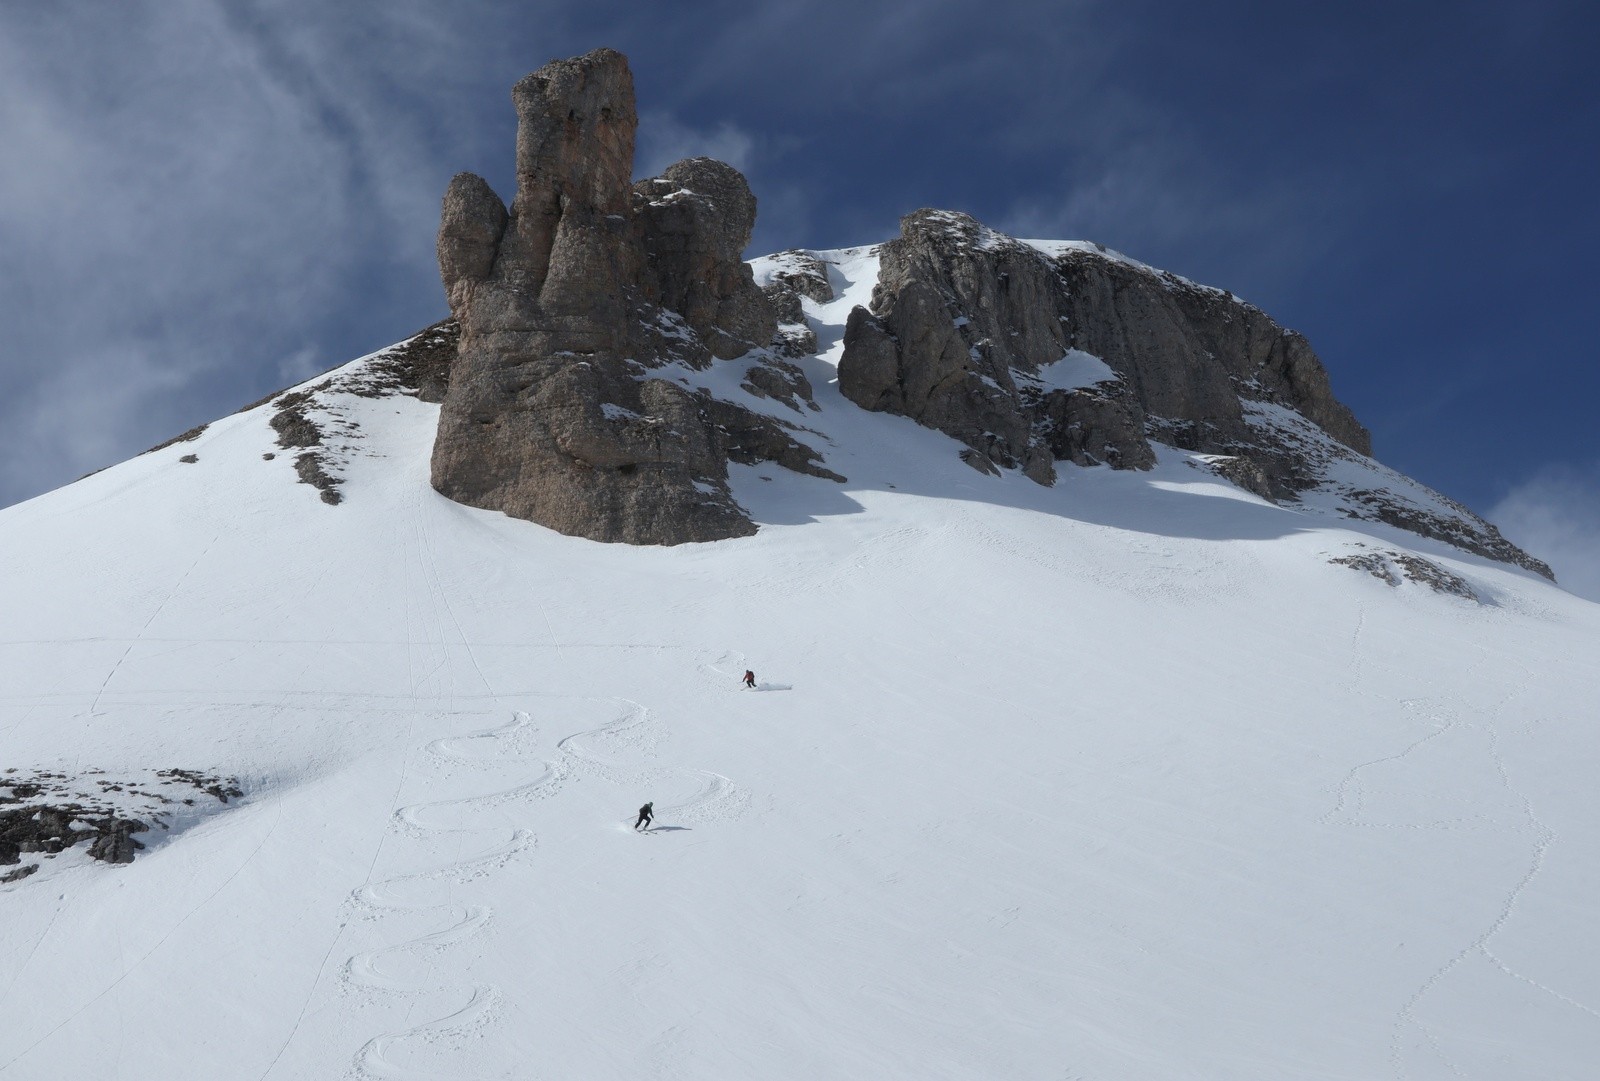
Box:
0;343;194;503
636;111;757;177
1489;462;1600;602
275;345;327;387
0;1;523;507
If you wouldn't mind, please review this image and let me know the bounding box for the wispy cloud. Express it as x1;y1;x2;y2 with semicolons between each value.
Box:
636;112;757;177
1489;462;1600;602
0;1;523;507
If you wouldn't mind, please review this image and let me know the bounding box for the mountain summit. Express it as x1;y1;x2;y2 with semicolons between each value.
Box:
421;49;1546;580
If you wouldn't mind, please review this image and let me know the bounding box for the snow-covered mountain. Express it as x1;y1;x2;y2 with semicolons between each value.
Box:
2;225;1598;1080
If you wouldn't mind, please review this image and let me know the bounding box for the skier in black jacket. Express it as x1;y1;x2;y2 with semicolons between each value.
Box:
634;802;654;831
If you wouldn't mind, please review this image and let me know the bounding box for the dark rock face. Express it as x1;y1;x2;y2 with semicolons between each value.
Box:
1331;548;1479;601
839;209;1365;485
431;49;835;545
1;768;244;880
838;210;1161;483
838;209;1548;577
1034;381;1155;471
1053;246;1370;460
634;158;776;360
438;175;509;321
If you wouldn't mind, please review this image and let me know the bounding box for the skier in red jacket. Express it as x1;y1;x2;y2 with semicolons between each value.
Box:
742;670;756;689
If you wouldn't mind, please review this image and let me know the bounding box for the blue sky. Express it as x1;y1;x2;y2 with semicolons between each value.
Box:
1;1;1594;585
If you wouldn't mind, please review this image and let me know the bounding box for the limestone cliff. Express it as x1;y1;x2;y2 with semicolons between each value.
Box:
839;209;1366;490
836;209;1547;578
430;48;835;545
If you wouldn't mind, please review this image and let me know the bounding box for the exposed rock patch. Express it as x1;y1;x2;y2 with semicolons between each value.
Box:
1340;488;1550;579
1188;454;1277;502
352;319;459;403
839;209;1365;487
835;209;1547;576
269;386;344;503
1238;401;1552;578
1331;548;1479;601
142;423;209;456
761;250;834;305
757;249;832;359
294;453;343;505
430;48;838;545
270;390;327;449
1;768;243;882
249;322;464;508
740;357;820;414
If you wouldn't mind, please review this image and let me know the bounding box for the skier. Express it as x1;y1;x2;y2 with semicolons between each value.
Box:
743;670;756;689
633;802;654;831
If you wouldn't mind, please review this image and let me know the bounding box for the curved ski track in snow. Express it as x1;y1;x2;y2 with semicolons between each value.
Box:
342;709;551;1080
340;655;749;1078
554;691;751;828
1319;639;1598;1080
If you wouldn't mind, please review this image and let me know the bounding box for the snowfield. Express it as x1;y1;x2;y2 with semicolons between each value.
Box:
1;246;1598;1081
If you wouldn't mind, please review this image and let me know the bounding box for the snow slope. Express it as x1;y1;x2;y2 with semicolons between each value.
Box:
2;245;1598;1080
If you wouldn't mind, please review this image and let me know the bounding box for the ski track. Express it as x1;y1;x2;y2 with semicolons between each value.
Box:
8;487;757;1077
337;493;525;1079
1318;645;1597;1081
555;693;752;826
339;700;545;1080
87;530;222;720
338;646;749;1078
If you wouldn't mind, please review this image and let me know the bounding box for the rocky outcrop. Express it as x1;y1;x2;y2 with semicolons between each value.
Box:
1055;249;1369;457
417;51;1543;575
839;209;1366;488
430;49;836;545
1;768;243;879
836;209;1548;577
1331;547;1479;601
837;211;1159;483
1;804;147;867
757;250;831;358
437;175;508;321
634;158;776;359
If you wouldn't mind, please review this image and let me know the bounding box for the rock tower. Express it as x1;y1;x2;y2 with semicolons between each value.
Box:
430;48;835;545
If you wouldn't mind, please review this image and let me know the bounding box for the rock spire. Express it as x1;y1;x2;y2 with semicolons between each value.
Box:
430;48;834;545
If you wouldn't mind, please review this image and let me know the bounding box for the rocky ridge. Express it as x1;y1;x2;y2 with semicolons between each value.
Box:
405;48;1546;576
836;210;1549;578
839;209;1367;488
430;48;837;545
